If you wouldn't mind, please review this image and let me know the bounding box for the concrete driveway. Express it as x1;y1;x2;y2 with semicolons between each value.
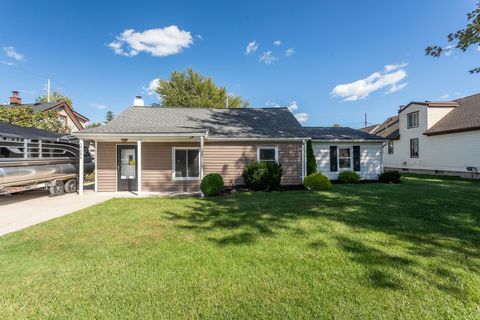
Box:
0;186;115;236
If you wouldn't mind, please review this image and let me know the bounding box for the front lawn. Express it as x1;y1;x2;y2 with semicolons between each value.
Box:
1;175;479;319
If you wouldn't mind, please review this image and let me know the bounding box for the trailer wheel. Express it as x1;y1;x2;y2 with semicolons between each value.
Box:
64;179;78;193
49;180;65;197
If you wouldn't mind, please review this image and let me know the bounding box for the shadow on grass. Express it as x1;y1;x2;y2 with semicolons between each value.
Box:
164;177;480;292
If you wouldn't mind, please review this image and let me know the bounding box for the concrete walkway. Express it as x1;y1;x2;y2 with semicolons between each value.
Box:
0;187;116;236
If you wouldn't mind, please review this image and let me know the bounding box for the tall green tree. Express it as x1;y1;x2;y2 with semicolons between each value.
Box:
155;68;249;108
106;111;115;122
36;91;74;108
425;1;480;73
0;106;65;133
306;140;317;175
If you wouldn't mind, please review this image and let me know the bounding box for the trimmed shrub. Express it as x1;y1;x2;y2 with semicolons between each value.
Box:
200;173;224;196
378;170;401;184
242;161;283;191
338;170;360;184
303;173;332;191
306;140;317;175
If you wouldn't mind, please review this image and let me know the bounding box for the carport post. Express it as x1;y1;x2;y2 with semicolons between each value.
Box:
137;139;142;195
79;139;84;195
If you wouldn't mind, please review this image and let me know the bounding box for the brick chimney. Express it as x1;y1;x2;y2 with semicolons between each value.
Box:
9;91;21;105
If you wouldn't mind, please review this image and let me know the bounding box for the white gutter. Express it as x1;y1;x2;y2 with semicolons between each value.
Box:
207;137;310;142
311;139;387;143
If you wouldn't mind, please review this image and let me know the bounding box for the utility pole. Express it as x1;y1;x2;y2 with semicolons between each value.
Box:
47;79;51;103
364;113;367;127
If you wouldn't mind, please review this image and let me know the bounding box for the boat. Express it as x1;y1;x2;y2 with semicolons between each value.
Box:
0;121;94;196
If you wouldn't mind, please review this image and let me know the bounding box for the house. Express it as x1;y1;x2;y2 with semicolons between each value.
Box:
73;98;309;194
1;91;89;132
363;93;480;179
303;127;386;180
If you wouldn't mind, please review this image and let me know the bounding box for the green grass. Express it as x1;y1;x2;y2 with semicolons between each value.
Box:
1;174;479;319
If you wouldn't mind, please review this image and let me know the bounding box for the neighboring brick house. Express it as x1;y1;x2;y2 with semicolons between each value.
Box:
1;91;89;132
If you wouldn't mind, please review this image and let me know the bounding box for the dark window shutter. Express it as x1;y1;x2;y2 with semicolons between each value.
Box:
353;146;361;171
330;146;338;172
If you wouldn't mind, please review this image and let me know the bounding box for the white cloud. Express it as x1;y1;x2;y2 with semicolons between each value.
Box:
91;103;107;110
146;78;160;95
259;51;278;64
386;82;408;93
108;26;193;57
287;101;298;112
285;48;295;57
245;41;258;55
196;34;203;41
477;46;480;52
3;46;24;61
439;94;450;99
273;40;282;46
331;64;408;101
0;60;16;66
294;112;309;123
384;62;408;72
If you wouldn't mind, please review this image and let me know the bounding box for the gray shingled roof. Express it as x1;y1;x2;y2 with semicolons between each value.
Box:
0;121;62;140
80;106;308;138
303;127;385;140
371;115;400;140
426;93;480;135
1;102;61;113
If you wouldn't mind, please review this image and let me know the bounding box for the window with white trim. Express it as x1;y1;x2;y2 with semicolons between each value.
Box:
338;148;351;169
388;141;394;154
407;112;419;129
257;147;278;162
173;148;200;179
410;138;419;158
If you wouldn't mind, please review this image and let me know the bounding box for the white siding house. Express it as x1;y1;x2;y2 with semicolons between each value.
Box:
378;93;480;179
304;127;386;180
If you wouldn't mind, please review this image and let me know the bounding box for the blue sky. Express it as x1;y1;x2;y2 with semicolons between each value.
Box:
1;0;479;127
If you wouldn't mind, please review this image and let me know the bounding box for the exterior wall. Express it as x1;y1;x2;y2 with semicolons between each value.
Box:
427;107;454;129
384;104;480;174
203;141;302;186
57;107;82;132
312;141;384;180
95;140;303;192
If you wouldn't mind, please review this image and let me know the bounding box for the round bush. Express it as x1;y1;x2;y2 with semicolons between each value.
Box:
200;173;224;196
338;170;360;184
303;173;332;191
242;161;283;191
378;170;401;184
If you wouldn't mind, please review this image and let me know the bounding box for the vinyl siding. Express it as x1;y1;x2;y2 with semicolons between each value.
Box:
96;142;117;192
384;104;480;173
95;140;303;192
312;142;384;180
203;142;302;186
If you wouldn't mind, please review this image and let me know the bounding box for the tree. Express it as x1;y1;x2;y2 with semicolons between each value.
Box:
332;123;342;127
106;111;115;122
36;91;74;108
425;2;480;73
85;122;102;129
155;68;249;108
0;106;65;133
306;140;317;175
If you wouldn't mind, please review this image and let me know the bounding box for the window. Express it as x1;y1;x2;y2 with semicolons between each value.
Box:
410;138;419;158
58;115;67;128
173;148;200;180
338;148;351;169
407;112;419;129
388;141;394;154
257;147;278;162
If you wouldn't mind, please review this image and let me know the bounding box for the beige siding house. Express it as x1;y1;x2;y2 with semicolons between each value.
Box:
74;103;308;194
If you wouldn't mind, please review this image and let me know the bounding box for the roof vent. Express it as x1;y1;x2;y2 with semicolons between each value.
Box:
133;96;144;107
